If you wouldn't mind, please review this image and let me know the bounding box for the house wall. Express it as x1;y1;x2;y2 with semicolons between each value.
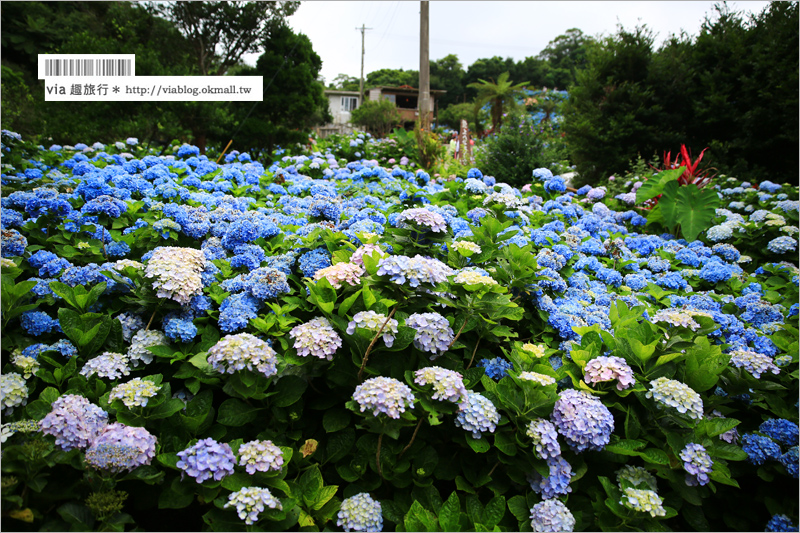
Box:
327;94;359;125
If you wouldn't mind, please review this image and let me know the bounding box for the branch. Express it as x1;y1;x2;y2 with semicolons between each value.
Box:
357;306;398;381
447;314;470;350
398;418;424;459
466;337;481;370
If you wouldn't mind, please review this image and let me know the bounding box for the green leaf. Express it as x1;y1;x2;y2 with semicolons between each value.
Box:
439;492;462;532
639;448;670;464
659;181;721;241
149;398;186;420
311;485;339;511
465;434;490;453
39;386;60;405
684;336;730;392
300;465;323;506
322;409;351;433
338;290;362;317
272;375;307;407
604;438;647;456
404;500;438;532
57;502;95;529
494;431;517;456
216;398;260;426
507;495;529;522
481;496;506;530
325;428;355;464
158;477;195;509
635;167;685;204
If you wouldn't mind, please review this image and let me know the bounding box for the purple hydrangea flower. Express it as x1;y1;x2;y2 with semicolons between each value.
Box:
353;377;415;419
529;499;575;532
526;418;561;460
238;440;284;474
730;349;780;379
177;438;236;483
376;255;453;288
290;317;342;361
413;366;468;405
551;389;614;453
583;356;635;390
406;312;454;357
85;422;157;473
454;391;499;439
39;394;108;451
529;455;573;499
207;333;278;377
680;443;713;486
337;492;383;532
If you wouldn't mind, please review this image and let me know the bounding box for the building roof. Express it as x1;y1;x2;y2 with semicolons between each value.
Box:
372;85;447;96
324;89;361;96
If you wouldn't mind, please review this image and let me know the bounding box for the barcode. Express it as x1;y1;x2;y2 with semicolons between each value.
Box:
44;59;132;77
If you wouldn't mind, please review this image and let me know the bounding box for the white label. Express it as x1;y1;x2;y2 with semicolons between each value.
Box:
43;76;263;102
39;54;135;79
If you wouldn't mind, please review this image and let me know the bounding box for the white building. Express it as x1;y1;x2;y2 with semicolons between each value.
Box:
316;89;363;138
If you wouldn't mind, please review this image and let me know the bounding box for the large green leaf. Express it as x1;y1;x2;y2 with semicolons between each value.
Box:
635;167;685;204
659;182;721;242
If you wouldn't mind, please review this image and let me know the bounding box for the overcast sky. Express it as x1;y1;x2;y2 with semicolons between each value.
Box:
243;1;771;85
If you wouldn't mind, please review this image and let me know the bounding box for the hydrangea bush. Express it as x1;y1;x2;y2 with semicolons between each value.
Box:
0;131;797;532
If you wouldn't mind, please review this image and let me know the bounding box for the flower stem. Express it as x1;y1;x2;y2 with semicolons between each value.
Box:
398;418;424;459
466;337;482;370
447;314;470;350
357;306;397;381
376;432;384;480
144;301;163;331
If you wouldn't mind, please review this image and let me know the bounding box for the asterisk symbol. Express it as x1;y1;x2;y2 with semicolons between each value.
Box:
113;86;120;93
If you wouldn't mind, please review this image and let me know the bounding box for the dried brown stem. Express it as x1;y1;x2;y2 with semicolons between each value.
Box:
466;338;482;370
357;306;397;381
398;418;424;459
447;314;470;350
487;460;501;478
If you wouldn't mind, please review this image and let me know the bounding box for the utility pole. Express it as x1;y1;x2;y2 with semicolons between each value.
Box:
356;24;372;107
419;1;430;130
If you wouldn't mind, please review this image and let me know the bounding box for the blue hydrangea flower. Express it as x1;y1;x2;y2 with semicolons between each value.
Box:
337;493;383;532
679;443;713;486
478;357;513;380
759;419;799;447
742;433;783;465
176;438;236;483
551;389;614;452
765;514;797;532
454;391;499;439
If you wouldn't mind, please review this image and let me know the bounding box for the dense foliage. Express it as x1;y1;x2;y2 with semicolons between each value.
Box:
0;128;797;532
563;2;799;186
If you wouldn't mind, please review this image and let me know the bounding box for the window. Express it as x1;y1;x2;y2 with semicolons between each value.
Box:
383;94;396;104
341;97;358;111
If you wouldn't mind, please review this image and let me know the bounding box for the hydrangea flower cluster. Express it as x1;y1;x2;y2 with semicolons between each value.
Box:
621;487;667;517
452;241;482;255
347;311;399;347
729;349;780;378
679;443;713;486
742;433;783;465
521;343;547;358
376;255;453;287
529;455;573;499
616;465;658;491
650;308;712;331
144;246;206;305
39;394;108;451
176;438;236;483
454;391;499;439
397;207;447;233
350;243;387;266
237;440;284;474
478;357;513;380
313;262;365;289
405;312;454;356
337;492;383;532
206;333;278;377
645;377;704;420
289;317;342;361
759;419;799;447
126;329;168;367
583;356;635;390
224;487;282;525
353;376;415;419
529;499;575;533
519;371;556;386
526;418;561;459
413;366;468;405
85;422;157;473
0;372;28;414
13;354;40;379
766;514;797;532
453;269;498;287
79;352;131;380
551;389;615;452
109;378;161;408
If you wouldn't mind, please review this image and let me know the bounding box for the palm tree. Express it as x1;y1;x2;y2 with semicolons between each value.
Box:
467;71;529;131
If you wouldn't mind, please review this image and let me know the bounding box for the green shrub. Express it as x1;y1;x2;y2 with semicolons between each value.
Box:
350;99;402;138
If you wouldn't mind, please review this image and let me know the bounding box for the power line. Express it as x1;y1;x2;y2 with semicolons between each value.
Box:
374;1;402;51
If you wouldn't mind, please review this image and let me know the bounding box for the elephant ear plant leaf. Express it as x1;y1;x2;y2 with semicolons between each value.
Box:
659;181;721;242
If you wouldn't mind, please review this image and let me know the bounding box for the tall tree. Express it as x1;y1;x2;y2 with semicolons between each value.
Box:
467;71;529;131
229;25;331;156
463;56;516;100
365;68;419;89
150;1;299;76
329;73;361;91
430;54;465;108
537;28;592;88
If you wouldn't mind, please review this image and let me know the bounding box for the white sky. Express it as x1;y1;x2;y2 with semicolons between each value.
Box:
243;1;772;85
